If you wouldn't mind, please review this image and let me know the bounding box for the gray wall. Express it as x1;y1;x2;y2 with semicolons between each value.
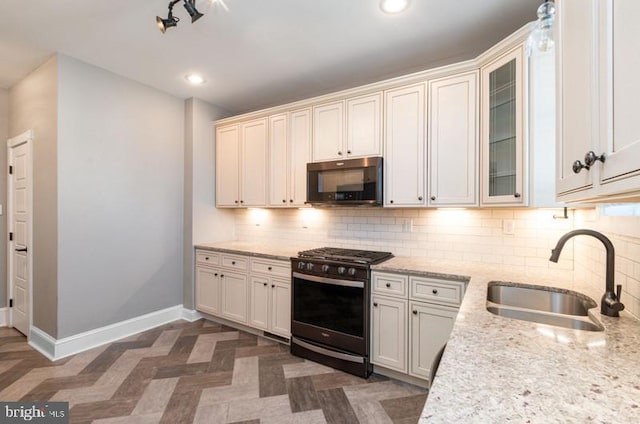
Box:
9;57;59;338
56;55;185;338
183;98;234;310
0;89;7;307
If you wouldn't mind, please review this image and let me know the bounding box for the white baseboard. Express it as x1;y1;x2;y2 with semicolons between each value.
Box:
29;305;199;361
0;307;8;327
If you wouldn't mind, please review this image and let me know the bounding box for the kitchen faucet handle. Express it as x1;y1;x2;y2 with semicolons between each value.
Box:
616;284;622;301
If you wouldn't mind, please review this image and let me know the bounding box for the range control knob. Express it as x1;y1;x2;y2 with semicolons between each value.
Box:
348;268;356;276
298;262;306;270
306;263;315;271
337;266;346;275
321;265;330;273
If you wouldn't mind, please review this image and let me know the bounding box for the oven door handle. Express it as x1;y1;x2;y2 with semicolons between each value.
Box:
291;337;365;363
292;272;364;289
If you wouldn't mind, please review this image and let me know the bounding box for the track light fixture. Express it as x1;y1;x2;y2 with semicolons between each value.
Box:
156;0;204;33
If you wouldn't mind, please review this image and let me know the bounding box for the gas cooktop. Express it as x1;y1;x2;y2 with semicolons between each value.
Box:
297;247;393;265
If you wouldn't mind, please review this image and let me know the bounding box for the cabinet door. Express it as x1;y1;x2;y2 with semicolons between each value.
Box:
597;0;640;191
371;295;407;373
290;108;312;206
429;72;479;206
269;114;289;207
220;271;248;324
384;84;426;207
313;101;344;161
270;279;291;337
346;93;382;158
481;46;526;205
195;266;221;315
409;302;457;380
215;125;240;207
241;118;268;207
249;276;269;330
556;0;598;196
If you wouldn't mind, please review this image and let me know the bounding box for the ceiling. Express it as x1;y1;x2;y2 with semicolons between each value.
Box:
0;0;541;114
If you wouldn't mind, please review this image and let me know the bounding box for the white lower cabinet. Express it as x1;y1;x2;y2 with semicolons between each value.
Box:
409;301;457;379
371;294;407;372
371;271;464;384
195;249;291;338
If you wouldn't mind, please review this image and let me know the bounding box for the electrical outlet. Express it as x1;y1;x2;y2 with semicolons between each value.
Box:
503;219;515;235
399;218;413;233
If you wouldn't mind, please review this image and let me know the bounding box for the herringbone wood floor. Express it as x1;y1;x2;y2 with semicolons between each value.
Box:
0;320;427;423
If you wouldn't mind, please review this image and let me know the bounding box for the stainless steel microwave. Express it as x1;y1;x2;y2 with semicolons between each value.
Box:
306;157;383;206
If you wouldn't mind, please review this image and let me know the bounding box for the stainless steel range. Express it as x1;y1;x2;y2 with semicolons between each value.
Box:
290;247;393;377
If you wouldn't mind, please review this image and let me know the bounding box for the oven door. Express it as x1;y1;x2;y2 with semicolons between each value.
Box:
291;272;368;355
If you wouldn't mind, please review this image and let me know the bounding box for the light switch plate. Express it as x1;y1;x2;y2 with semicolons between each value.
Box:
503;219;515;235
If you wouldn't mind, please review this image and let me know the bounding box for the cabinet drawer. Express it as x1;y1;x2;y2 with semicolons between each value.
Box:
221;254;248;271
410;277;464;306
196;250;219;266
250;258;290;278
372;272;408;298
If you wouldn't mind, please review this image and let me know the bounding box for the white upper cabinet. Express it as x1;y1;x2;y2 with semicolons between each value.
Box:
481;46;526;206
557;0;640;201
384;83;426;207
215;124;241;207
312;93;382;162
289;108;312;206
240;118;268;207
428;71;479;207
313;101;344;161
269;113;289;207
346;93;382;158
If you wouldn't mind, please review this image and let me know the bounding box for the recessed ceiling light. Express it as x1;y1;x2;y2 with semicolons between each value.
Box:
380;0;410;14
185;74;205;85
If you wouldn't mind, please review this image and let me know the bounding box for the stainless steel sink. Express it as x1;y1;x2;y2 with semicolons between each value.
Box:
486;282;604;332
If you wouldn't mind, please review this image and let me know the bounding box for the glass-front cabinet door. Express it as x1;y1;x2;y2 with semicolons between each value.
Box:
481;46;526;205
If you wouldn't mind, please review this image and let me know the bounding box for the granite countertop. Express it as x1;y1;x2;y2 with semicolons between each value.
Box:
372;257;640;423
195;241;305;261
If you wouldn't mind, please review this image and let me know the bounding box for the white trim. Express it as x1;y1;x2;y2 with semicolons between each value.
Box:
28;305;191;361
181;308;203;322
0;308;8;327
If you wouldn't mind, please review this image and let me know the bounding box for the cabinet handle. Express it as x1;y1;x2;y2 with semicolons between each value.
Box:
385;283;391;288
412;310;418;315
373;302;378;307
268;266;272;271
584;151;606;167
430;196;436;201
432;289;438;294
263;282;267;286
514;193;521;198
338;151;343;156
418;196;423;201
572;160;589;174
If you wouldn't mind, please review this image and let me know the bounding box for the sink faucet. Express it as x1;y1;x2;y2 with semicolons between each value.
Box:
549;229;624;317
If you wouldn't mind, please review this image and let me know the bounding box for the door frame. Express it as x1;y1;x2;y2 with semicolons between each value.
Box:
7;129;34;338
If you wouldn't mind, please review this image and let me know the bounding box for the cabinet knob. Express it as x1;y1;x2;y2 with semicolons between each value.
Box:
214;273;218;276
263;282;267;286
514;193;521;198
347;150;351;154
220;274;224;278
268;266;272;271
432;289;438;294
390;200;394;204
240;200;244;204
584;151;606;167
572;160;589;174
271;284;275;288
373;302;378;307
289;199;293;203
282;199;286;203
205;257;209;261
232;261;236;265
385;283;391;288
418;196;423;201
431;196;436;201
412;310;418;315
338;151;343;156
235;200;239;204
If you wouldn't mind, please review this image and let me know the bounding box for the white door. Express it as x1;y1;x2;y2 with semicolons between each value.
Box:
289;108;312;206
371;295;407;372
8;131;32;337
241;118;268;207
313;101;344;161
429;72;479;206
269;114;289;207
195;266;221;316
220;271;248;324
409;302;457;380
215;125;241;207
270;279;290;337
346;93;382;158
249;276;269;330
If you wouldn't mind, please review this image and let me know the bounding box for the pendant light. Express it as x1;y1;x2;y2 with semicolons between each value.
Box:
527;0;556;56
